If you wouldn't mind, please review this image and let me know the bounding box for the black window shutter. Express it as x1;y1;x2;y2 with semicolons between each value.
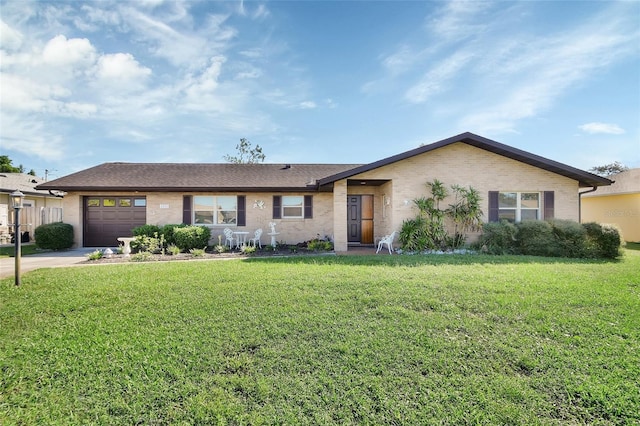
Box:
273;196;282;219
237;196;246;226
488;191;499;222
304;195;313;219
183;195;192;225
544;191;554;220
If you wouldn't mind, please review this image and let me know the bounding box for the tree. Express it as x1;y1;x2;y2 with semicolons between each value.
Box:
588;162;628;177
0;155;20;173
0;155;36;175
223;138;266;164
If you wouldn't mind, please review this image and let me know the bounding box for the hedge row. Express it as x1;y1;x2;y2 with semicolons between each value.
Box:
132;224;210;252
477;220;622;259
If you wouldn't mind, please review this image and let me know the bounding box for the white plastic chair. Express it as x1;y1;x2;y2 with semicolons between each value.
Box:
376;231;396;254
223;228;235;249
249;228;263;248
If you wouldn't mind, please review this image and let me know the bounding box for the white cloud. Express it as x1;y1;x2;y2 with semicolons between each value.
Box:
95;52;152;90
405;50;475;103
0;19;23;50
298;101;316;109
382;45;415;74
0;113;66;160
253;4;270;20
427;0;491;41
457;4;639;134
579;122;625;135
42;35;96;69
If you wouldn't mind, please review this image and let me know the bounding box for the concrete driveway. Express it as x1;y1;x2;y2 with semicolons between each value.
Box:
0;248;96;279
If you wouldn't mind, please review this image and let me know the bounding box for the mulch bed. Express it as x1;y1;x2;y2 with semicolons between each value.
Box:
83;248;334;264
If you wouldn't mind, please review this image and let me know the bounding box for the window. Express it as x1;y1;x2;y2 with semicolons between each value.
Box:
119;199;131;207
193;196;237;225
282;196;303;218
498;192;540;222
273;195;313;219
103;198;116;207
134;198;146;207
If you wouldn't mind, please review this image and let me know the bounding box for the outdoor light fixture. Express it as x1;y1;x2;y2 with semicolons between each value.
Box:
10;190;24;287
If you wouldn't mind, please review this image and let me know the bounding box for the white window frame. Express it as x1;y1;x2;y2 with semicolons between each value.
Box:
193;195;237;226
498;192;541;223
282;195;304;218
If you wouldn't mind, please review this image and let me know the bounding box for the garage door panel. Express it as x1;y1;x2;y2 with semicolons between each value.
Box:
84;196;146;247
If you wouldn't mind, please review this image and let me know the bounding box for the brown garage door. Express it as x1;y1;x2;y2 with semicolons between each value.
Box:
84;196;147;247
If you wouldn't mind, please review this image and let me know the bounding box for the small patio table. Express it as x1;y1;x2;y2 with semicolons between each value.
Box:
233;231;250;248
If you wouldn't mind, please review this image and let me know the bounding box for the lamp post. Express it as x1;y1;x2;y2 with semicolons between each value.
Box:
11;190;24;287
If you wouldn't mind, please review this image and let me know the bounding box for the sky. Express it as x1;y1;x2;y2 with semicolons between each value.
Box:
1;0;639;181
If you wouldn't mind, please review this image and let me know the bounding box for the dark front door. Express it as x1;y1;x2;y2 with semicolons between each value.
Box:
84;196;147;247
347;195;374;244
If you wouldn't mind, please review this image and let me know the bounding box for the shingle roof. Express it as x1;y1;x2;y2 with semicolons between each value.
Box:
317;132;613;188
37;132;613;192
0;173;63;197
36;163;362;192
581;168;639;197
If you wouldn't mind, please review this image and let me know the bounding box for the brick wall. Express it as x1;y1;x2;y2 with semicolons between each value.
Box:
334;142;579;250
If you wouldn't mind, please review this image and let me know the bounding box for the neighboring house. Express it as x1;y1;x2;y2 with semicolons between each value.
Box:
0;173;65;244
37;132;612;251
581;168;640;242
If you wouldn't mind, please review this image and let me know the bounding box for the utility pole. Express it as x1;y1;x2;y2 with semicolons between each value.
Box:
44;169;57;181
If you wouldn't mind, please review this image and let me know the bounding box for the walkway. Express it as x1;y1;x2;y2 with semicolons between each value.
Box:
0;247;95;279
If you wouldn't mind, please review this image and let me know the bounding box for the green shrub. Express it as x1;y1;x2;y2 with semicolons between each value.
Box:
583;222;622;259
477;220;517;254
307;238;333;251
400;216;431;251
550;220;587;258
132;224;161;237
130;251;154;262
34;222;74;250
516;221;556;257
161;224;187;246
132;233;165;254
189;248;206;257
173;226;211;251
478;219;622;259
86;249;103;260
167;244;181;255
241;245;256;254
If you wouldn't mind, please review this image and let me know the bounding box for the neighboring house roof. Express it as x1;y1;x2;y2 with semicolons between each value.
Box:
581;168;640;197
318;132;613;188
0;173;64;198
36;163;362;192
37;132;612;192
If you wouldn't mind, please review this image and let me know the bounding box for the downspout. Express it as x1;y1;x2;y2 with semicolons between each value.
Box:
578;186;599;223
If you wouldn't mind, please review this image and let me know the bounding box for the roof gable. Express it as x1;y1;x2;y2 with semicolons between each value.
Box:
317;132;613;188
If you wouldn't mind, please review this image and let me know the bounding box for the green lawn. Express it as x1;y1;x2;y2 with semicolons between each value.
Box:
1;252;639;425
0;244;41;258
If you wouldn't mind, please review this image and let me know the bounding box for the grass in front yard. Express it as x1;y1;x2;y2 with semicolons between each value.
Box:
1;252;639;424
0;244;41;258
625;241;640;251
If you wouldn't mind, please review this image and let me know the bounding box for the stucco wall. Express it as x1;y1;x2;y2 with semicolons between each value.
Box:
334;142;579;250
581;194;640;242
